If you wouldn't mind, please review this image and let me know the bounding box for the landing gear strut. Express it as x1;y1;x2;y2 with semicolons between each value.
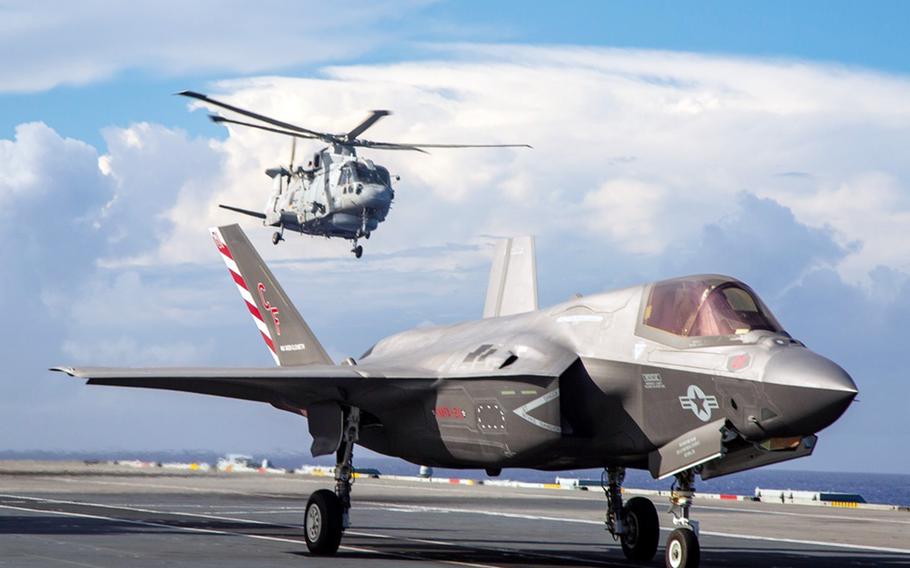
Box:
666;469;700;568
603;467;659;563
351;210;368;257
304;407;360;555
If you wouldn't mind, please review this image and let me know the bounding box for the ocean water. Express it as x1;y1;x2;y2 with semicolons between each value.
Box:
5;451;907;507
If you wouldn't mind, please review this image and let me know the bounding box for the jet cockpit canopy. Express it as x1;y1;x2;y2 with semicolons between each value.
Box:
642;276;783;339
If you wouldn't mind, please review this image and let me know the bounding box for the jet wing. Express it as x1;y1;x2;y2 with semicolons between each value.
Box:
51;365;436;410
53;360;576;458
51;364;570;409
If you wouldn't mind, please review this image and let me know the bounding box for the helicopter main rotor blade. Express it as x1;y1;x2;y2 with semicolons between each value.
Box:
346;110;391;141
179;90;336;142
354;140;532;151
209;115;321;141
401;143;532;149
354;141;428;153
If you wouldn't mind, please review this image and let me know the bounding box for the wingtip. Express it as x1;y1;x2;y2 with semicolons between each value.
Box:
49;366;77;376
177;90;204;99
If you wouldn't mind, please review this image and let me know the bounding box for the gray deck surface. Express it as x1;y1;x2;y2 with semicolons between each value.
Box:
0;462;908;567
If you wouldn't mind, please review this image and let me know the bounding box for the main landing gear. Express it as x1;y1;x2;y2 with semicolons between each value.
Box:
604;467;660;563
271;230;284;245
603;467;701;568
350;211;368;258
304;407;360;555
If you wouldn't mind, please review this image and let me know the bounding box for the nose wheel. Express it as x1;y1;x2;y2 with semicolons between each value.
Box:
351;244;363;258
666;528;699;568
272;230;284;245
664;469;700;568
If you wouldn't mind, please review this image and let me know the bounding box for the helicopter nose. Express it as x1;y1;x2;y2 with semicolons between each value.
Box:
759;347;857;436
360;184;393;208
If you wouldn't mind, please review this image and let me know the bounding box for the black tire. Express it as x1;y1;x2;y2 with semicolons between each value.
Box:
304;489;343;555
665;528;700;568
620;496;660;562
272;232;281;245
354;245;363;258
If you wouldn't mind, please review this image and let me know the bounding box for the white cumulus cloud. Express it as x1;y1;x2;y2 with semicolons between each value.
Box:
3;45;910;471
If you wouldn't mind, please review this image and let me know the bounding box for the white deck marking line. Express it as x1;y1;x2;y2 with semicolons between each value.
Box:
346;528;617;567
9;484;910;557
699;529;910;555
14;552;110;568
36;475;311;497
358;501;910;555
360;502;601;526
0;493;605;568
696;503;910;525
352;480;910;523
34;473;910;527
0;501;500;568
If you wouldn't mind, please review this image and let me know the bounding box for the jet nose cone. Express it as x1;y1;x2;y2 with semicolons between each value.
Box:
763;347;857;436
766;347;857;393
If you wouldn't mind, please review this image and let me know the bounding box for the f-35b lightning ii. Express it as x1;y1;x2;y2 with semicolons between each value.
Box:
54;225;857;568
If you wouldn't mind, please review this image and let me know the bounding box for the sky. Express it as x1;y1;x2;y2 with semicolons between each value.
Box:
1;0;909;475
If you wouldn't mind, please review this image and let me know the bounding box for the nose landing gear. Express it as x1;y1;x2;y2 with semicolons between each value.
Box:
666;469;700;568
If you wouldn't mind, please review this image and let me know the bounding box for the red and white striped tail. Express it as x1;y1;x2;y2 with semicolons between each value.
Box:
209;225;333;367
211;227;280;364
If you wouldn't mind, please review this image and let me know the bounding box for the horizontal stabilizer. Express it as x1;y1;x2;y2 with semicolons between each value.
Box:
219;204;267;219
483;236;538;318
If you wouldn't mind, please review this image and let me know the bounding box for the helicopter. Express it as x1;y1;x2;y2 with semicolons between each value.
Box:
180;91;531;258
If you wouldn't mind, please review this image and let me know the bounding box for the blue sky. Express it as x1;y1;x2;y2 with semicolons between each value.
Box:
2;1;909;475
4;1;909;148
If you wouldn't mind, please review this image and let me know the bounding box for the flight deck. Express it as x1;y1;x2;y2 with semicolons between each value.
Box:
0;461;907;567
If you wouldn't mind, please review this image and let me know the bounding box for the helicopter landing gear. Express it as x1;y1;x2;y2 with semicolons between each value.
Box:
351;237;363;259
665;469;700;568
603;467;659;563
271;230;284;245
304;407;360;555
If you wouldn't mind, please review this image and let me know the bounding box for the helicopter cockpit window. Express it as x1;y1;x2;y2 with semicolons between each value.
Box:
375;166;391;186
643;277;782;338
339;164;353;186
353;162;384;185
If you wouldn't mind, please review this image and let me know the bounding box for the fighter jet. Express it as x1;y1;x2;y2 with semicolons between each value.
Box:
54;225;857;568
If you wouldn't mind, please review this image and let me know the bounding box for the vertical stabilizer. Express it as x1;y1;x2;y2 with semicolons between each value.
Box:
211;224;333;366
483;236;538;318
